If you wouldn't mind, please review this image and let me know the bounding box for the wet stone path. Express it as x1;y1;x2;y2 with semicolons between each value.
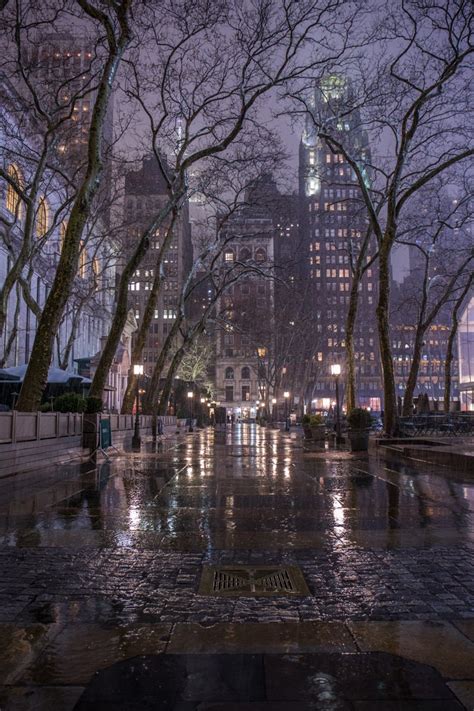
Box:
0;425;473;709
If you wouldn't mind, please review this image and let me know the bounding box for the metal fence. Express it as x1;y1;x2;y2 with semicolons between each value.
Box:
398;413;474;437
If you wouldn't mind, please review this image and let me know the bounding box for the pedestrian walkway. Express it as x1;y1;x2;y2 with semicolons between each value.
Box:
0;424;473;709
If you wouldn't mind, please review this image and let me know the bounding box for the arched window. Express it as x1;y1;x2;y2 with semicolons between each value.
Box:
239;248;251;262
6;164;23;217
78;241;87;278
224;249;235;263
241;366;250;379
92;257;101;288
255;247;266;263
225;367;234;380
36;197;49;238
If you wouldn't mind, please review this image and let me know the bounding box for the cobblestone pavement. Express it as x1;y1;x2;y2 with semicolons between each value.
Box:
1;425;474;709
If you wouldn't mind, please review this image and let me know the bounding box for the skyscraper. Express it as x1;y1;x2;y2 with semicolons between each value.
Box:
299;75;382;411
124;156;192;377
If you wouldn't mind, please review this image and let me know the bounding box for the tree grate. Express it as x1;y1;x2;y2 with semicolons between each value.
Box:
199;565;310;597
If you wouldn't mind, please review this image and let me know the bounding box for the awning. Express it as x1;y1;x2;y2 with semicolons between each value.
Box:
0;365;92;385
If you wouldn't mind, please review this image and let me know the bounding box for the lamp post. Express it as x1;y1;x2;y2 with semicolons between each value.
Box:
331;363;342;443
284;391;290;431
187;390;194;432
132;364;144;451
272;397;277;425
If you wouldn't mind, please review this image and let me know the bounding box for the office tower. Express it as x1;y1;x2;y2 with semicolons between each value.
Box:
124;156;192;376
299;75;382;411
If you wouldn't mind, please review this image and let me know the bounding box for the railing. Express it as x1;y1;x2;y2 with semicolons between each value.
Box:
0;412;177;445
0;412;83;444
398;413;474;437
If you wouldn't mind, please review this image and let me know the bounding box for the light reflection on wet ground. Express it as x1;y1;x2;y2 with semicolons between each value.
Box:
1;425;474;709
0;424;472;548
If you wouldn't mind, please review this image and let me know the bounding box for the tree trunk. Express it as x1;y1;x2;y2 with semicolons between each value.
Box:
444;328;456;414
120;267;164;414
0;147;50;338
89;196;180;402
402;330;425;416
377;241;398;435
0;282;21;368
345;277;359;413
141;313;183;413
444;275;473;413
157;344;186;415
60;300;84;370
120;211;177;413
16;8;130;411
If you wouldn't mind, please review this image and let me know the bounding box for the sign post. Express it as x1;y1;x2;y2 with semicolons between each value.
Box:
90;417;119;460
100;418;112;451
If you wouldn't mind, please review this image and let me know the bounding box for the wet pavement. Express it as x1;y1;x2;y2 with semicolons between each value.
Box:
0;425;473;709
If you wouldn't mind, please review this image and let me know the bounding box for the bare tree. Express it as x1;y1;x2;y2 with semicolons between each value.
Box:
176;334;214;392
88;0;362;403
294;0;473;434
13;0;133;411
394;184;473;415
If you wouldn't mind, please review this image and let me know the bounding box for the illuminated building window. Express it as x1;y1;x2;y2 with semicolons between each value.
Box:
78;241;87;278
36;197;49;238
6;164;23;217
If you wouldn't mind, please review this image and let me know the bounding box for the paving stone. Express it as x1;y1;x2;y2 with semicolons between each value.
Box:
19;623;171;685
0;685;84;711
167;622;356;654
0;427;473;706
348;620;474;679
447;680;474;709
0;624;59;685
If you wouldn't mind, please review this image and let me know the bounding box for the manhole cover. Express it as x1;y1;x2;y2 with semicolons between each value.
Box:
199;565;310;596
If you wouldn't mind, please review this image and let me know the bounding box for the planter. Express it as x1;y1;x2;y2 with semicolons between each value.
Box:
349;429;369;452
310;425;326;441
303;422;326;440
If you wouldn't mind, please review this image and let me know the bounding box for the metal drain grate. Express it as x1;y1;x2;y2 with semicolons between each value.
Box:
199;565;310;597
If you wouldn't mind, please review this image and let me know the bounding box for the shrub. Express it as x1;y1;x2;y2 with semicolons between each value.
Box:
347;408;372;430
39;402;53;412
310;414;324;426
53;392;86;413
302;414;311;425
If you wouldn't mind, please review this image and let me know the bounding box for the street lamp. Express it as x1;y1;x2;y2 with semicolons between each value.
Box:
271;397;277;425
284;391;290;431
187;390;194;432
132;364;144;451
330;363;342;443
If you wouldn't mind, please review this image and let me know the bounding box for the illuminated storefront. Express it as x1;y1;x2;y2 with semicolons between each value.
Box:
458;296;474;411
